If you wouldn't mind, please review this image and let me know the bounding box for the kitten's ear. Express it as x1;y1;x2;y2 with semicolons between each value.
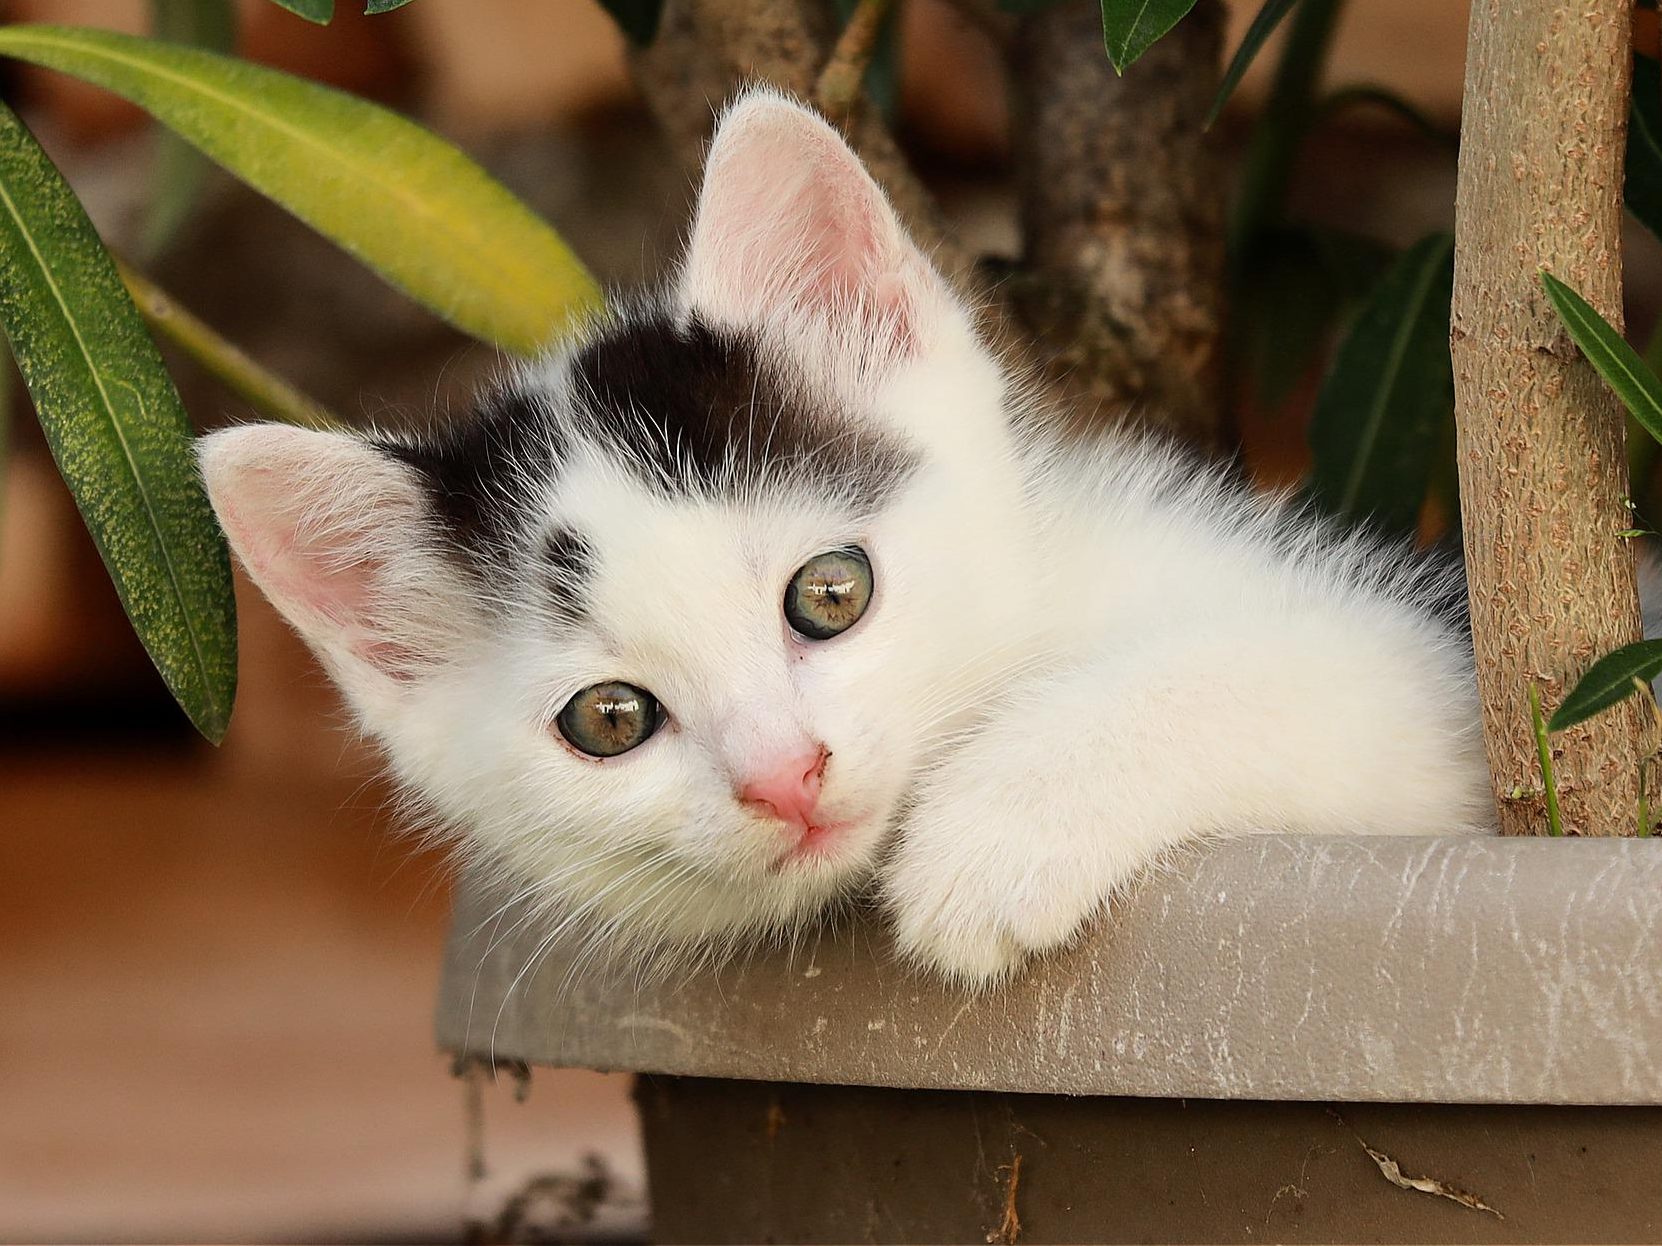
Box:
198;424;474;717
680;90;956;357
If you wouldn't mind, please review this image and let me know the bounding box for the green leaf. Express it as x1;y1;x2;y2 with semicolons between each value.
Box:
595;0;664;46
1306;231;1454;534
1548;640;1662;732
1540;269;1662;446
0;24;601;355
1101;0;1200;73
0;102;235;740
1315;83;1454;148
1626;54;1662;245
141;0;238;259
267;0;332;22
364;0;418;11
1233;225;1392;411
1208;0;1301;127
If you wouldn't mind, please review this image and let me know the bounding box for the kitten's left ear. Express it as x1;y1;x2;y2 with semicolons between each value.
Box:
680;90;959;359
197;424;479;725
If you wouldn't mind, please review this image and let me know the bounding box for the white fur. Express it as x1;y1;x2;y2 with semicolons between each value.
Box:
198;91;1493;987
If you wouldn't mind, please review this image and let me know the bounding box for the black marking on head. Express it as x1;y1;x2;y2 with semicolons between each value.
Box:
569;311;916;505
378;386;565;565
541;526;594;620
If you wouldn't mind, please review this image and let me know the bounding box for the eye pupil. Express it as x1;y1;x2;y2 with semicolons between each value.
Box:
557;681;660;758
785;547;874;641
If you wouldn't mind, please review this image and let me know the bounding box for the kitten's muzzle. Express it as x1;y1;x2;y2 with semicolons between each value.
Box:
738;744;830;835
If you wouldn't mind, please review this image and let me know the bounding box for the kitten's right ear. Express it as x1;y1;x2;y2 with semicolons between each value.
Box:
198;424;475;717
680;90;957;360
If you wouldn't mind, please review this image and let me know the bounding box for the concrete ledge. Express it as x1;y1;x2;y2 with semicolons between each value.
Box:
436;834;1662;1105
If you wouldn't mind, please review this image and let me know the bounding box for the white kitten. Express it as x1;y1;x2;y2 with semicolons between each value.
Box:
197;90;1493;986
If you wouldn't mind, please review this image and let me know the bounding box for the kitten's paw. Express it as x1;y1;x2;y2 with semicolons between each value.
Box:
883;798;1108;988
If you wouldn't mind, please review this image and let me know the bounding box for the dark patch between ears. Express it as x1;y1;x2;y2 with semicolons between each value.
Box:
379;386;565;563
541;526;595;620
569;312;916;505
378;309;917;616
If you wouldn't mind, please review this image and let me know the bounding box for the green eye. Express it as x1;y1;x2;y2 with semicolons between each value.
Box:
557;681;661;758
785;547;874;640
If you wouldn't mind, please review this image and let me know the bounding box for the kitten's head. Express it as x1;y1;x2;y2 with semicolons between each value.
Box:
199;91;1035;958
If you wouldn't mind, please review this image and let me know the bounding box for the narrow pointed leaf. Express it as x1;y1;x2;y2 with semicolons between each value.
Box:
141;0;238;259
1306;231;1455;534
1208;0;1301;126
1548;640;1662;732
596;0;665;46
1626;53;1662;244
0;102;235;740
268;0;332;22
364;0;418;10
0;25;601;355
1541;270;1662;446
1101;0;1200;73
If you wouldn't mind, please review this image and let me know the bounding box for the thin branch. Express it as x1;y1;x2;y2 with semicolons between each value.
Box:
117;259;345;432
814;0;897;120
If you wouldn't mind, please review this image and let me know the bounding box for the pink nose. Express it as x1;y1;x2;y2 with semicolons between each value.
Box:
739;747;829;830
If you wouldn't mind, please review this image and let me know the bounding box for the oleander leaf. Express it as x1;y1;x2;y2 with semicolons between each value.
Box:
1101;0;1200;73
0;101;235;740
1541;269;1662;447
0;24;601;355
1306;231;1455;534
141;0;237;258
267;0;332;22
1549;640;1662;732
1208;0;1301;126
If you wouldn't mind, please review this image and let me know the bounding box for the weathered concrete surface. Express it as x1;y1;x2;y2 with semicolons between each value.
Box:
436;835;1662;1105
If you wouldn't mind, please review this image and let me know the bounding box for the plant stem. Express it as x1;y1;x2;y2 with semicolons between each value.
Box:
1529;681;1564;837
116;259;344;432
815;0;898;120
1639;758;1651;838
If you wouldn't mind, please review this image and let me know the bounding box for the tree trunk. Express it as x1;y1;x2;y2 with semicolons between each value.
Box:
629;0;1226;449
627;0;977;288
1451;0;1650;836
1007;0;1226;448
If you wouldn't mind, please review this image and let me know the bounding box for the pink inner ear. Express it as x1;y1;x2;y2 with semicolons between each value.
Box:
204;432;437;684
684;95;929;356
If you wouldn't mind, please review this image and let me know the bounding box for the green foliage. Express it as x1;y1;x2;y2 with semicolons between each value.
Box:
1528;683;1564;836
0;25;601;355
1306;232;1454;535
1314;84;1453;147
1228;0;1343;253
1233;224;1390;410
596;0;665;46
0;101;236;741
1548;641;1662;733
1626;54;1662;245
1209;0;1301;126
1540;270;1662;446
266;0;417;15
266;0;332;22
142;0;238;259
1100;0;1200;74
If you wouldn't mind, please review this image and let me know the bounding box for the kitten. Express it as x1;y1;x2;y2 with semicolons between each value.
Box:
197;90;1492;986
